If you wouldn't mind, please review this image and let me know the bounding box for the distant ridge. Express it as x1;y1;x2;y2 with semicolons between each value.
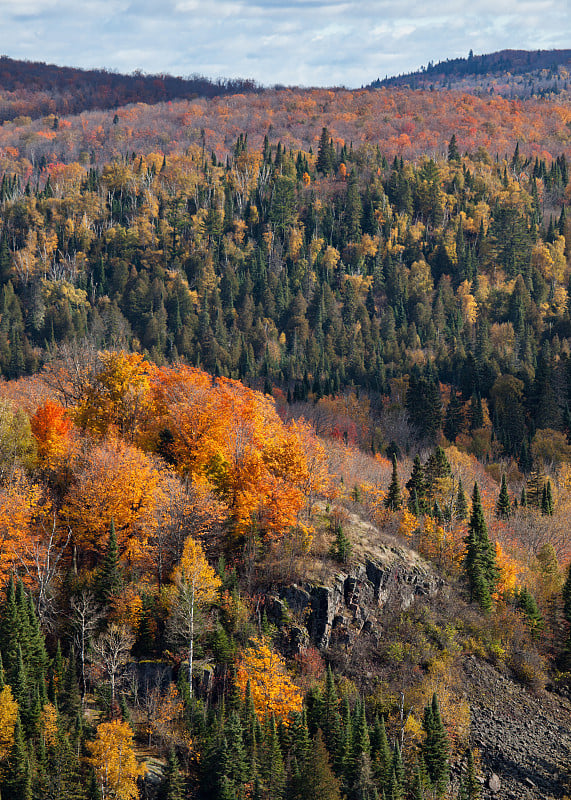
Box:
0;55;258;121
368;48;571;95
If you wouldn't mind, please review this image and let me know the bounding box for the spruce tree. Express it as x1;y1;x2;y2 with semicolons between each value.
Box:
464;483;498;611
95;520;122;605
160;749;185;800
422;694;449;798
463;748;481;800
496;474;511;519
298;730;342;800
406;456;427;514
455;479;468;521
384;455;403;511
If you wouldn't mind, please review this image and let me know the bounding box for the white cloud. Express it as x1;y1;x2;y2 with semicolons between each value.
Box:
0;0;568;87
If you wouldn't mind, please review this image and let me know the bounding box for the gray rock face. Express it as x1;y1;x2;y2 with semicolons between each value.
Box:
275;552;441;650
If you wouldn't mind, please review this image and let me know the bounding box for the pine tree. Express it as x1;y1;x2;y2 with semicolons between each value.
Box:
463;748;481;800
496;474;511;519
384;455;403;511
464;483;498;611
406;456;428;514
298;730;342;800
455;479;468;521
94;521;122;605
422;694;449;798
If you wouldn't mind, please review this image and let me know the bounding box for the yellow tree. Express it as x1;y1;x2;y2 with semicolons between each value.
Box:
73;350;153;440
88;719;146;800
0;684;18;763
169;536;221;694
235;638;303;723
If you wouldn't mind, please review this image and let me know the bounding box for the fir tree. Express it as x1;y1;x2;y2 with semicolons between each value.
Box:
422;694;449;798
541;479;554;516
384;455;403;511
496;474;511;519
406;456;428;514
455;479;468;521
298;730;342;800
94;521;122;605
464;483;498;611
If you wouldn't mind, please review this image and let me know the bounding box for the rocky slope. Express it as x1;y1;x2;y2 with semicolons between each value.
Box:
265;517;571;799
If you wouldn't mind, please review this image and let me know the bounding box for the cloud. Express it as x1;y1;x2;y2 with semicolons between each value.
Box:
0;0;568;87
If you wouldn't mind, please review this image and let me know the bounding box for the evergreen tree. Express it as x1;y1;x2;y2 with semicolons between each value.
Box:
406;456;428;514
448;134;460;162
1;716;30;800
541;479;554;516
370;715;391;793
462;748;481;800
464;483;498;611
298;730;342;800
384;455;403;511
422;694;449;798
94;521;122;605
455;479;468;521
322;666;341;757
443;389;463;442
515;587;543;635
496;474;511;519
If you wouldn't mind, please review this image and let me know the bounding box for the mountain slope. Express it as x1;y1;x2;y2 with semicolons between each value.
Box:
369;48;571;99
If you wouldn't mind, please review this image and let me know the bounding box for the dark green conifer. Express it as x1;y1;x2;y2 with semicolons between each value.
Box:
95;520;123;605
422;694;449;798
462;748;481;800
159;748;184;800
384;455;403;511
455;479;468;521
1;715;29;800
406;456;427;514
464;483;498;611
516;587;543;635
496;474;511;519
298;730;342;800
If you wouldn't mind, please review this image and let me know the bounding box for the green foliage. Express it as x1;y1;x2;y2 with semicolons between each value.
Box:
495;474;511;519
384;455;403;511
464;483;498;611
330;524;352;564
422;694;449;798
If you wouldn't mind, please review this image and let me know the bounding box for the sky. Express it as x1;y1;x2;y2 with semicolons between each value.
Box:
0;0;569;88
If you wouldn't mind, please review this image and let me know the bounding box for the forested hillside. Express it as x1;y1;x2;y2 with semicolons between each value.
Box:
370;48;571;100
0;57;570;799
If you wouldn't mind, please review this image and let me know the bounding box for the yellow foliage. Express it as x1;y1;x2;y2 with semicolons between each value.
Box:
173;535;221;606
73;351;153;440
456;280;478;325
0;685;18;762
88;719;146;800
236;638;303;723
398;509;418;541
495;541;519;598
41;702;58;748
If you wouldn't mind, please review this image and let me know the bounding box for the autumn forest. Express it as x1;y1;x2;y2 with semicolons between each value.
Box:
0;52;570;800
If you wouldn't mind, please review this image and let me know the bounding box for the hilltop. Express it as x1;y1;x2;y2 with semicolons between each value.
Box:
369;48;571;100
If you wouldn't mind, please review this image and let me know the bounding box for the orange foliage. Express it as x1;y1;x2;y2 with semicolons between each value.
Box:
235;638;303;722
147;365;327;542
61;437;164;567
30;400;72;469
